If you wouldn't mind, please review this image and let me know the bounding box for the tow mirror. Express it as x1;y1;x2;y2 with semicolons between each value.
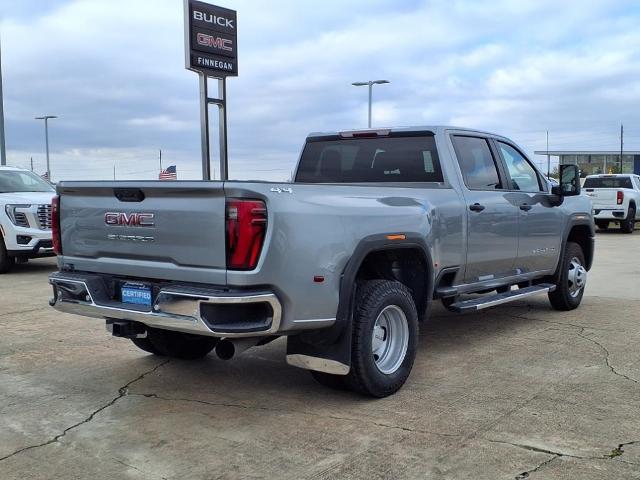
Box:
552;164;581;197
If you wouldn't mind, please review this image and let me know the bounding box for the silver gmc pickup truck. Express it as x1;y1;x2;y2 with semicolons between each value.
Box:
49;126;594;397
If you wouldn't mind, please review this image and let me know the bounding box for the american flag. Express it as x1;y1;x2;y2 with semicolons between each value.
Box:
159;165;177;180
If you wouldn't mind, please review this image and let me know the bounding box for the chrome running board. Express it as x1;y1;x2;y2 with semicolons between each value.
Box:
449;284;556;313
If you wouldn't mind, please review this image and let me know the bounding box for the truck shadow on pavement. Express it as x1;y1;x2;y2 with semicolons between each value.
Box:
4;258;58;276
122;296;564;404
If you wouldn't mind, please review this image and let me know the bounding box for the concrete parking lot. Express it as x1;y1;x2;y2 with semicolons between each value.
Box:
1;231;639;480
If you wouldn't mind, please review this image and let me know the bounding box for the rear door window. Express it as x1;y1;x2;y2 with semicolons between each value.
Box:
295;135;443;183
451;136;502;190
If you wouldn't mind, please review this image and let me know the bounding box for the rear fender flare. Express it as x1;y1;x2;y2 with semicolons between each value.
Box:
286;233;433;374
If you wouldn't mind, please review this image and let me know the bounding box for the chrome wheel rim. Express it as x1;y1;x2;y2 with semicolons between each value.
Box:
371;305;409;374
567;257;587;297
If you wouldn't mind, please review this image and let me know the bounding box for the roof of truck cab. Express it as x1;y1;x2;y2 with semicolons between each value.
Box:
307;126;510;139
0;166;28;172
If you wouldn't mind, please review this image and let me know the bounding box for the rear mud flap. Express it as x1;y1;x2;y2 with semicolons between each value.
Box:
286;320;352;375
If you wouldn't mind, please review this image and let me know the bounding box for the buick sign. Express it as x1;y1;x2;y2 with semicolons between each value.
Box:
185;0;238;77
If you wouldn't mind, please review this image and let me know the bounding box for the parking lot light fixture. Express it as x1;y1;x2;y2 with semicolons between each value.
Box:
35;115;58;180
352;80;390;128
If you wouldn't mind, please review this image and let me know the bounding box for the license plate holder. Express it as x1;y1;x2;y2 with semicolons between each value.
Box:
121;282;153;307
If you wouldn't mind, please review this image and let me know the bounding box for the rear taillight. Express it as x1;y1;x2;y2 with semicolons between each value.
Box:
51;195;62;255
617;191;624;205
226;199;267;270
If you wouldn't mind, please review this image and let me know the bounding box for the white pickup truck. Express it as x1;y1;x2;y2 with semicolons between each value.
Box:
0;166;56;272
583;174;640;233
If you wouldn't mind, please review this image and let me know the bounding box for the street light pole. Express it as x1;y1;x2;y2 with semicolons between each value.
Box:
35;115;57;180
368;83;373;129
352;80;390;128
0;36;7;166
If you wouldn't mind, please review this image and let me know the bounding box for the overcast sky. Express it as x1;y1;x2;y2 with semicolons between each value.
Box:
2;0;640;181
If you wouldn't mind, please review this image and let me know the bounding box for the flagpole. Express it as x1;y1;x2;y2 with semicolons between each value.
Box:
159;149;162;171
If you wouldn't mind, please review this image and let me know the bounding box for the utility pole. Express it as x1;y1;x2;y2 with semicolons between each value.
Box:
30;157;33;171
620;124;624;173
0;36;7;166
546;130;550;177
113;164;116;180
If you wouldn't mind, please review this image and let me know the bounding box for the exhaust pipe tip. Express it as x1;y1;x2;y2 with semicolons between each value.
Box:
215;337;263;360
215;339;236;360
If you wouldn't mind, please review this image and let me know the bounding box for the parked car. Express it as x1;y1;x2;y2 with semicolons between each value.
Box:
49;126;594;397
0;166;55;273
583;174;640;233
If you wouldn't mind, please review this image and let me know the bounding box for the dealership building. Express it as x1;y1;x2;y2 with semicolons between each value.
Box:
534;150;640;176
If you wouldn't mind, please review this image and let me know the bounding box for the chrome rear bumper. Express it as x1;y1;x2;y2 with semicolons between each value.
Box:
49;272;282;338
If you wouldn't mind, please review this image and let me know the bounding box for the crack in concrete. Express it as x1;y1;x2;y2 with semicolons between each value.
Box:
128;392;461;439
609;440;639;461
0;360;170;463
487;438;640;478
576;330;639;385
487;439;587;460
515;454;559;479
505;312;639;386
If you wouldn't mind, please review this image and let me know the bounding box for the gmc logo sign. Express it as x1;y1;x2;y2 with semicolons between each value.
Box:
105;212;155;227
196;32;233;51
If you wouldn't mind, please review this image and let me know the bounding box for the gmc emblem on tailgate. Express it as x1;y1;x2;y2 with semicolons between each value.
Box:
104;212;155;227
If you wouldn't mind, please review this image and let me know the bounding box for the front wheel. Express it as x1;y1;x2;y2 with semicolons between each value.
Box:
548;242;587;311
0;237;14;274
345;280;419;397
621;207;636;233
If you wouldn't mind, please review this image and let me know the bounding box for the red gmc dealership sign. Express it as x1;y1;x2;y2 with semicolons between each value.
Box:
184;0;238;77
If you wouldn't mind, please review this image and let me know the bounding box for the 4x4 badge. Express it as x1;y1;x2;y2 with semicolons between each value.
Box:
270;187;293;194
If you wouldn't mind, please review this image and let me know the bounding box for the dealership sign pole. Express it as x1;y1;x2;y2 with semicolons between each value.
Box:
184;0;237;180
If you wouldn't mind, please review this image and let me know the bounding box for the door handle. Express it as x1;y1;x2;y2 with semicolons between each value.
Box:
520;203;533;211
469;203;485;212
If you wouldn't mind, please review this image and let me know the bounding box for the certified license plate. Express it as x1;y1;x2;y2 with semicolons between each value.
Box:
121;283;152;306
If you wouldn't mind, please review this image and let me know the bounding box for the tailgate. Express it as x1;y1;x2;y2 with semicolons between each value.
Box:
584;188;617;207
57;181;227;284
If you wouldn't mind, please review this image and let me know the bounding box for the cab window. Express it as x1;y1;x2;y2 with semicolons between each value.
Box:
497;142;542;192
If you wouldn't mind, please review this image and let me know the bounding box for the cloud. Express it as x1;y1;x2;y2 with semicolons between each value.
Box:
1;0;640;181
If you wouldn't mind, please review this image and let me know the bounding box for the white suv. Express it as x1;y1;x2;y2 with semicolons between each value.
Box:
0;166;56;273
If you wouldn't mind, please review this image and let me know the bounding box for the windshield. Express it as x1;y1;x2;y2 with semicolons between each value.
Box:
0;170;55;193
583;177;633;189
295;135;443;183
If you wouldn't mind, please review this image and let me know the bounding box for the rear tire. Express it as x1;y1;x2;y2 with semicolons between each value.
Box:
548;242;587;311
621;207;636;233
130;337;163;355
595;220;610;231
147;328;218;360
0;237;14;274
344;280;418;398
310;370;348;390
